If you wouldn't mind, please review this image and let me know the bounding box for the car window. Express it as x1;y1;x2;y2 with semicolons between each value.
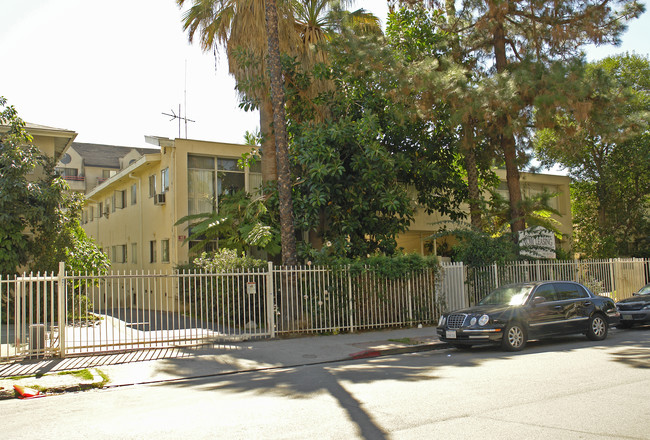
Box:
554;283;588;300
638;284;650;295
533;284;557;302
478;284;534;306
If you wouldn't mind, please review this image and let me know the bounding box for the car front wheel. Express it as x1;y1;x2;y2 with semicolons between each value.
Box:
586;314;608;341
501;322;527;351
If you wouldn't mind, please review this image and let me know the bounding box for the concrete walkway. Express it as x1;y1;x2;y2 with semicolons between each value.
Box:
0;326;448;400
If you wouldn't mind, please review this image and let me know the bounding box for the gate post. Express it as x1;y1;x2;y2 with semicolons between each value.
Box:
266;262;275;338
57;262;66;358
348;266;355;333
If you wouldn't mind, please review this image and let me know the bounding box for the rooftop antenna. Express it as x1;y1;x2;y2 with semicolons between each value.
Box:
162;60;195;138
162;105;194;139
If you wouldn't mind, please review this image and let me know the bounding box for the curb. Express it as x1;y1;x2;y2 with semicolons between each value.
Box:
0;342;451;400
348;341;450;360
0;369;106;401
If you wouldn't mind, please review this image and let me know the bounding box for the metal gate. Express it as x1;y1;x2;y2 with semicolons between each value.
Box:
1;270;63;361
2;263;274;362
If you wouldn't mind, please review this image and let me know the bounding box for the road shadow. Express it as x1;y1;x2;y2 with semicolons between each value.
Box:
147;326;650;438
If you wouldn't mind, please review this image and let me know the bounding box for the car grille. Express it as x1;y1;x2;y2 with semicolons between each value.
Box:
447;313;467;329
618;302;645;311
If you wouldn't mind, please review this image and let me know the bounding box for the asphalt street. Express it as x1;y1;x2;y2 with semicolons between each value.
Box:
1;327;648;439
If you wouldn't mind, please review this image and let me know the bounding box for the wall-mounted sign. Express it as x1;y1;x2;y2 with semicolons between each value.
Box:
518;227;556;259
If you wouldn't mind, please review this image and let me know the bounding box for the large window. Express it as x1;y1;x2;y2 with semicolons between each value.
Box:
187;155;245;216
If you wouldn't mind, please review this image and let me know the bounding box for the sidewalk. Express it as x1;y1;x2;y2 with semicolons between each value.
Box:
0;326;448;400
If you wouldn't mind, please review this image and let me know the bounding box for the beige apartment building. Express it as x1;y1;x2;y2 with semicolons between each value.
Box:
0;122;77;165
81;136;572;270
81;137;261;271
397;169;573;257
56;142;159;193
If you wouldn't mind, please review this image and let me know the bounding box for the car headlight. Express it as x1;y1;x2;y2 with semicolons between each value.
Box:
478;314;490;326
438;315;446;326
470;317;477;326
643;304;650;310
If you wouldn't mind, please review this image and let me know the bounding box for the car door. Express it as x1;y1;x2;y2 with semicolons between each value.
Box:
526;283;563;338
552;282;592;334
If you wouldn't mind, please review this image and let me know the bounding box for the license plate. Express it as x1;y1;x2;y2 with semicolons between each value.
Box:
446;330;457;339
622;315;632;320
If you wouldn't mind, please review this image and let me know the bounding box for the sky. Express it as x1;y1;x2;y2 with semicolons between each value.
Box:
1;0;648;149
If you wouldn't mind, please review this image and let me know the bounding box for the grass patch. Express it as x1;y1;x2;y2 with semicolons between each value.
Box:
57;369;94;381
95;369;109;386
388;337;418;345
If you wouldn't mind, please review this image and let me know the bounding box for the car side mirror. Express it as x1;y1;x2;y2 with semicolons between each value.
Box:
532;296;546;306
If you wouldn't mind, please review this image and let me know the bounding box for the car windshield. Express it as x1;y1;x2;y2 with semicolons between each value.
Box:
638;284;650;295
478;284;534;306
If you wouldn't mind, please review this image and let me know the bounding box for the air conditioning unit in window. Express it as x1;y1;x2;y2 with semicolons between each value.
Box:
154;193;166;205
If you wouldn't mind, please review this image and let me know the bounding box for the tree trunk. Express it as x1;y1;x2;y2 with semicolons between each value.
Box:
491;1;525;236
259;97;277;183
462;124;482;229
264;0;297;266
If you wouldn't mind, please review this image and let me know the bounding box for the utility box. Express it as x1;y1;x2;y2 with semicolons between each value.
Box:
29;324;46;357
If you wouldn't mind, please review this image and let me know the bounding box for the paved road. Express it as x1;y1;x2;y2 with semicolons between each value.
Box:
1;327;649;439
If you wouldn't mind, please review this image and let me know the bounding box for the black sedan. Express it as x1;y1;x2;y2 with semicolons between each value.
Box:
616;283;650;328
437;281;620;351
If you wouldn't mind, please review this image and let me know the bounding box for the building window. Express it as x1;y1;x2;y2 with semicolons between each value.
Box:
112;245;127;263
187;155;245;215
88;206;94;222
161;168;170;193
115;190;126;209
248;160;262;195
111;193;117;212
102;170;116;179
55;167;79;178
161;239;170;263
149;174;156;198
99;202;103;217
131;243;137;264
131;183;137;205
149;240;157;263
105;198;112;216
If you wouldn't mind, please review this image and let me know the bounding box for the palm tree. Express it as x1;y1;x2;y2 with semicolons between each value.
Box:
178;0;379;265
177;0;299;184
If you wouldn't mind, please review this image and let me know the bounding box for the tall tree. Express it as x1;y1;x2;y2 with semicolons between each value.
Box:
535;54;650;257
387;5;494;230
177;0;299;184
285;28;467;258
264;0;298;265
397;0;645;237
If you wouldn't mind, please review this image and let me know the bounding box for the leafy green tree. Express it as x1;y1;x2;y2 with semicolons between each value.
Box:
0;97;108;275
177;189;281;256
285;29;467;258
387;5;497;230
535;54;650;257
396;0;644;237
